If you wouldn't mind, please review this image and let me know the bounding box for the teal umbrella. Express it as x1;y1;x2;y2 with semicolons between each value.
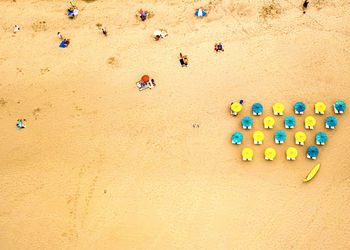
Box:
252;103;263;114
295;102;306;113
307;146;319;158
316;132;327;143
334;101;346;112
326;116;337;127
232;132;243;144
285;116;296;127
275;130;286;141
241;117;253;127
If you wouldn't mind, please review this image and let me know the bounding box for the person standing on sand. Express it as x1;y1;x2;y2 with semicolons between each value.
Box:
57;32;62;40
303;0;309;13
14;25;20;33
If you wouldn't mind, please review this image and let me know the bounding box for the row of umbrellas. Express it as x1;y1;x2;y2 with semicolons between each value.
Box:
231;101;346;116
241;146;319;161
240;116;339;129
232;131;328;144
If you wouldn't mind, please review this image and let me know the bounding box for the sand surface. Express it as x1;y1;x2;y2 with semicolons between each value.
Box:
0;0;350;249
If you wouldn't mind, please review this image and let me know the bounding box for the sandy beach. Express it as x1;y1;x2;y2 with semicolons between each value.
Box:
0;0;350;249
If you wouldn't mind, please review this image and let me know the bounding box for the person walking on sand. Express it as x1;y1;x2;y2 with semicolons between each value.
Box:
14;25;20;33
102;26;107;36
303;0;309;13
57;32;63;40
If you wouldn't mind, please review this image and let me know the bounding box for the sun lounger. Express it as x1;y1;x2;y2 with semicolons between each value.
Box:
136;80;149;91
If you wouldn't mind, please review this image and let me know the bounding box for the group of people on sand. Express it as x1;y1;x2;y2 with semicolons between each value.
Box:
139;10;148;21
214;43;224;52
57;32;70;47
16;119;27;129
67;6;79;19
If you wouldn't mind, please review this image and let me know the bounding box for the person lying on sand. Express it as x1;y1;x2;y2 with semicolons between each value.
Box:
102;26;107;36
303;0;309;14
63;39;70;47
14;24;20;33
179;53;188;67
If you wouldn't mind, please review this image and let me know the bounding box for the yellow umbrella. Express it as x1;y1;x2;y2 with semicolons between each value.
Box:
253;131;264;142
305;116;316;127
286;147;298;158
295;132;306;143
231;102;242;113
264;116;275;127
315;102;326;113
265;148;276;160
273;103;285;113
242;148;253;159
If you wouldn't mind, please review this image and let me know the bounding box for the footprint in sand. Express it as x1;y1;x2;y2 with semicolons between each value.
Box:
0;98;8;106
106;56;120;68
33;107;40;120
31;21;47;32
40;67;50;75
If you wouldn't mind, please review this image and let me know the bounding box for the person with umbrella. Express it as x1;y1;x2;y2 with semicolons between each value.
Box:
252;103;263;116
286;147;298;160
284;116;296;129
275;130;286;144
241;116;253;130
295;131;306;145
334;100;346;114
294;102;306;114
316;132;327;145
265;148;276;161
315;102;326;114
325;116;337;129
307;146;319;160
232;132;243;145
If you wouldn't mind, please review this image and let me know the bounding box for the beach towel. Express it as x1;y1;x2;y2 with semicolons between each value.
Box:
59;41;68;48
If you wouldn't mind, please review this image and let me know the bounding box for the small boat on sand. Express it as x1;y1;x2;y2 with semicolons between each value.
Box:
303;163;320;182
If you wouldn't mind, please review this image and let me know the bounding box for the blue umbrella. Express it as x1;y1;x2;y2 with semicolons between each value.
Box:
316;132;327;143
195;8;207;17
275;130;286;141
307;146;319;158
334;101;346;112
252;103;263;114
241;117;253;127
326;116;338;127
232;132;243;144
295;102;306;113
285;116;296;127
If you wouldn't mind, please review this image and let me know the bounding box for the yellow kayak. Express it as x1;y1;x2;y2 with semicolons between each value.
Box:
303;163;320;182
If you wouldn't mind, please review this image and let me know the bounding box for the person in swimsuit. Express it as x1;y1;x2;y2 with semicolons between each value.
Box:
102;27;107;36
303;0;309;13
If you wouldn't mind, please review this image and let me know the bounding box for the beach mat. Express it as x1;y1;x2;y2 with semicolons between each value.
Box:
59;41;68;48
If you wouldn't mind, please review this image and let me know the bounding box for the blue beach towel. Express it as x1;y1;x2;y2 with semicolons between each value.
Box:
59;41;68;48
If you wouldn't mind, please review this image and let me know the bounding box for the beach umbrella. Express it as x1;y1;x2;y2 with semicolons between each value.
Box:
264;116;275;127
195;8;207;17
316;132;327;144
253;131;264;142
305;116;316;127
153;30;162;36
315;102;326;113
242;148;253;159
285;116;296;127
295;131;306;143
252;103;263;114
294;102;306;113
241;116;253;128
275;130;286;142
307;146;319;158
326;116;337;127
231;102;242;113
265;148;276;160
286;147;298;159
273;103;285;114
232;132;243;144
141;75;149;82
334;101;346;112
